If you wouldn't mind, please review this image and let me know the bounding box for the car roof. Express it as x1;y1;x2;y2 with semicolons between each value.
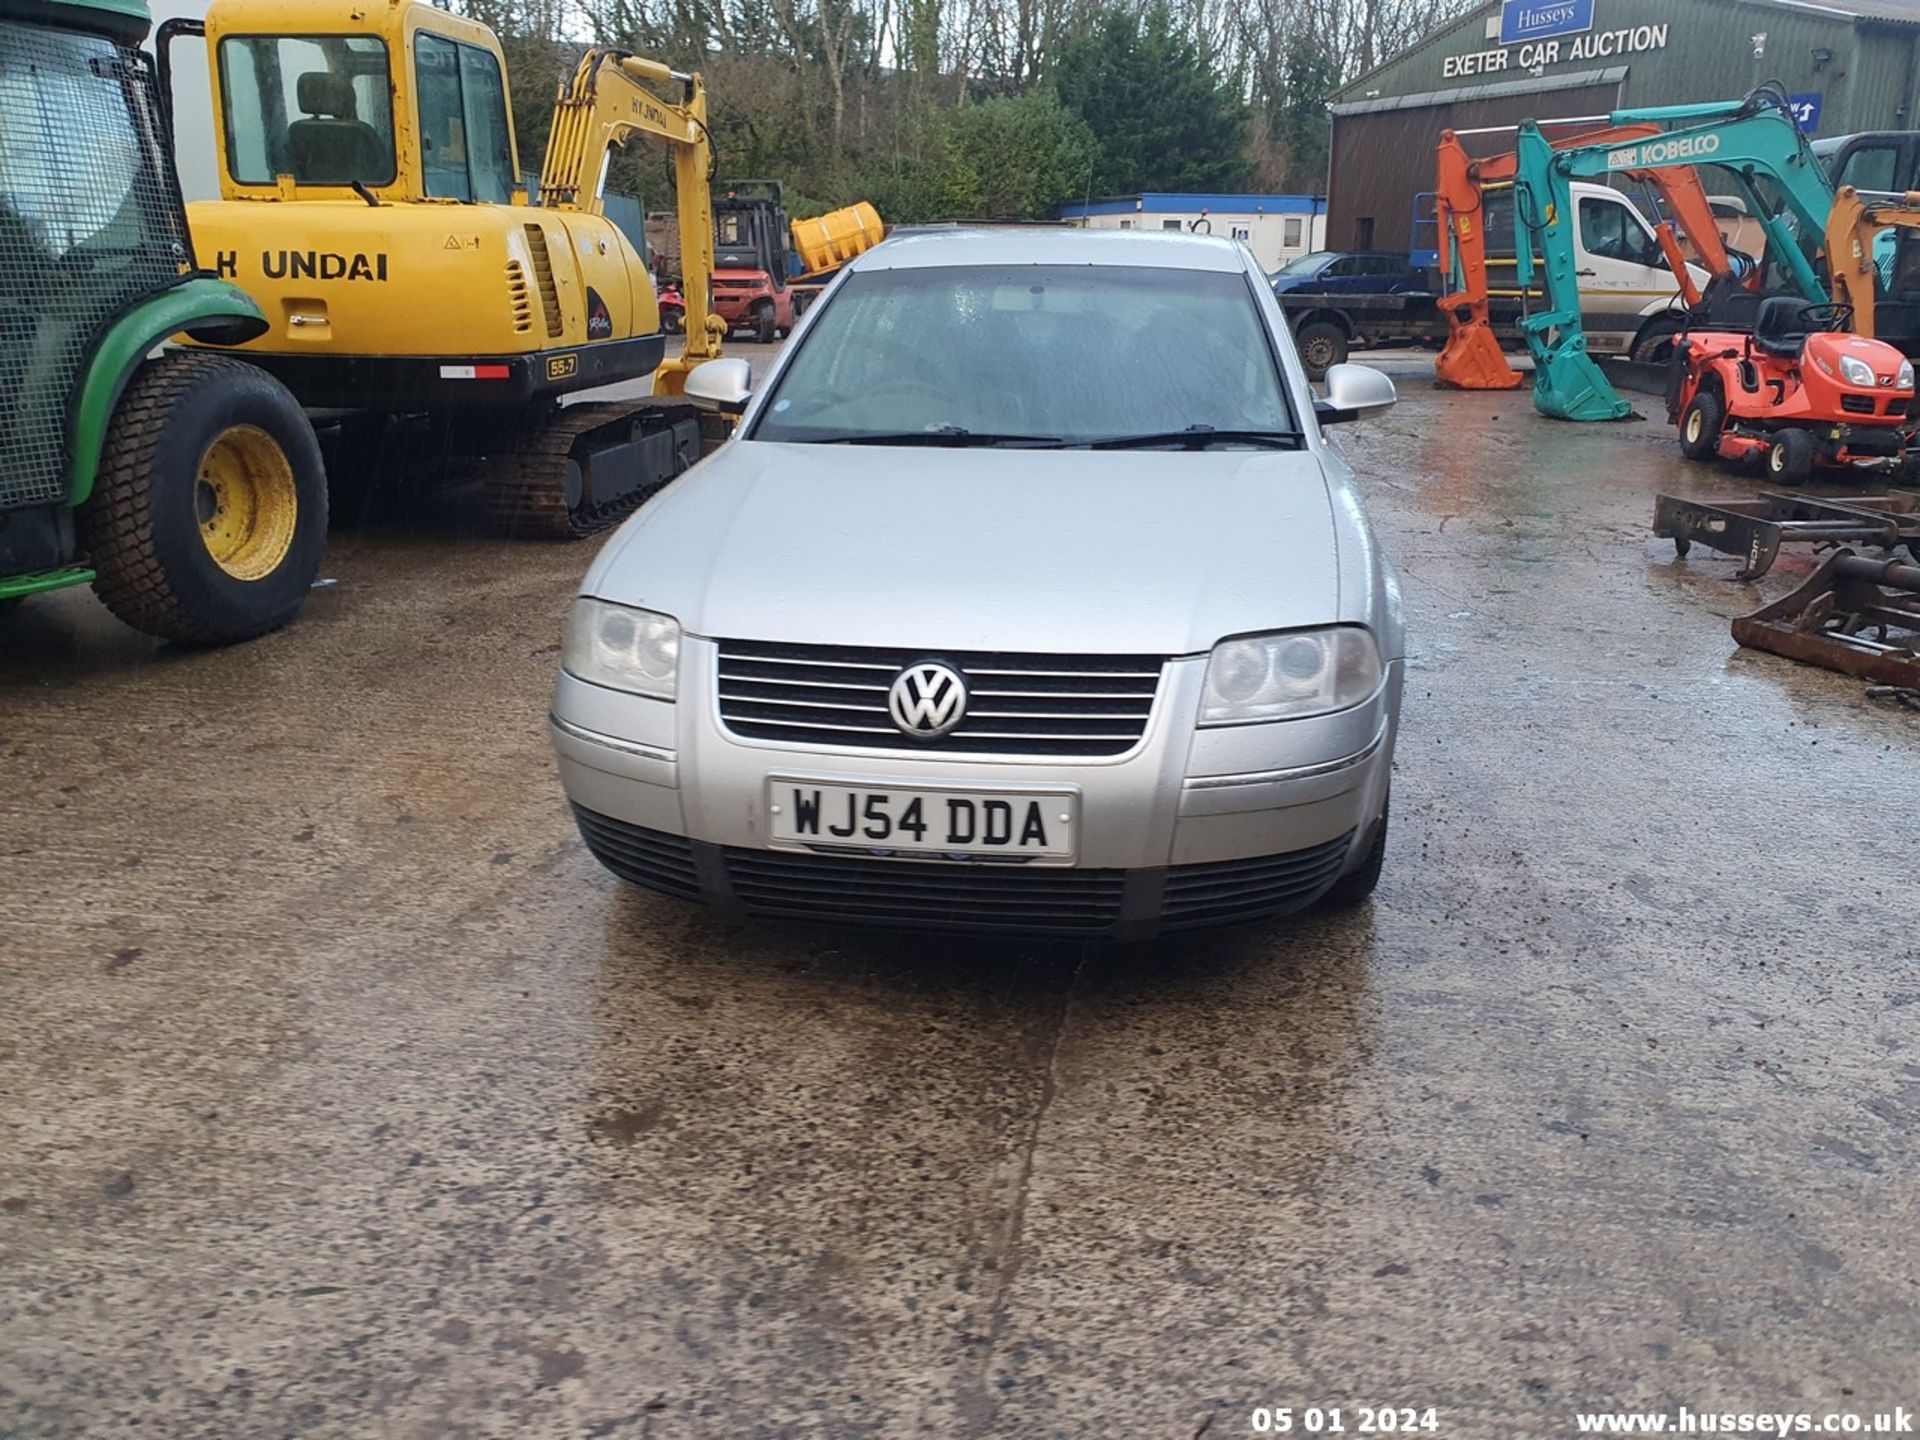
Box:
851;226;1253;273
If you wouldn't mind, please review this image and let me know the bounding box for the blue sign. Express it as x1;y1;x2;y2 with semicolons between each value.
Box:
1785;92;1823;132
1499;0;1595;45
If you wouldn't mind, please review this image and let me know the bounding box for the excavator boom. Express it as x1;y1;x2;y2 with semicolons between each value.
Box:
537;49;722;390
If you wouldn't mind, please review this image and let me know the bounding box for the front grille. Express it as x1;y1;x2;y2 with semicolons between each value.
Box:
1841;394;1874;415
1159;834;1354;931
716;640;1164;757
572;806;700;898
570;809;1356;936
724;847;1126;934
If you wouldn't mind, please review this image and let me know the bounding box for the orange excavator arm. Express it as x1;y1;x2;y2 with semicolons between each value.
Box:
1435;122;1729;389
1434;128;1524;390
1621;165;1738;307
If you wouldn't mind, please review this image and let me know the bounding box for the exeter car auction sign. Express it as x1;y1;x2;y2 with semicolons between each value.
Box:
1500;0;1594;45
1443;18;1668;79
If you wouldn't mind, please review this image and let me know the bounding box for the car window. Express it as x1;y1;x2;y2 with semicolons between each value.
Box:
1274;252;1334;277
1834;142;1899;195
1579;196;1663;268
1325;256;1361;277
752;264;1295;444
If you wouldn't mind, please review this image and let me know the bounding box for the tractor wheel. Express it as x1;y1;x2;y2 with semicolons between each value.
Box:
1765;429;1816;485
1320;794;1388;910
754;302;777;345
1678;389;1724;462
1296;321;1348;381
661;307;684;335
78;352;327;645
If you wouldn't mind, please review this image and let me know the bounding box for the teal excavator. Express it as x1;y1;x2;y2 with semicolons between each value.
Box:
1513;89;1838;421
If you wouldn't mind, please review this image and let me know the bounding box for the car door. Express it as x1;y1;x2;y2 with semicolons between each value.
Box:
1319;255;1365;294
1368;255;1415;293
1574;191;1687;315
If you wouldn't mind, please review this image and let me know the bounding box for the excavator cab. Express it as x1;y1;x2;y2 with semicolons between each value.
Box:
167;7;518;205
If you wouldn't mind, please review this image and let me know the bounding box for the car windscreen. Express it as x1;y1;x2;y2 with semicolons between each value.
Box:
751;263;1295;444
1274;252;1335;277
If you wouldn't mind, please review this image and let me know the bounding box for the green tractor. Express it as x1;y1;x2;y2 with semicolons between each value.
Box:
0;0;326;643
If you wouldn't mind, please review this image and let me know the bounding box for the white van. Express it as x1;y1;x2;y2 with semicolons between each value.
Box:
1481;180;1708;361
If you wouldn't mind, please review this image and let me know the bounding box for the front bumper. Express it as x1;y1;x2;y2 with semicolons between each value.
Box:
710;293;768;322
551;640;1401;939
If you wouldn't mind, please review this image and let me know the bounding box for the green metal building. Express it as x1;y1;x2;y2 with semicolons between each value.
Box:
1325;0;1920;253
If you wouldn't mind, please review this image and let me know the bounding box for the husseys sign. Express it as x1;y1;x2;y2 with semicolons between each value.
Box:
213;250;390;281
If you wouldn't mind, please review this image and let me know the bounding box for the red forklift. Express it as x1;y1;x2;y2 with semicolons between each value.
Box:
712;180;796;343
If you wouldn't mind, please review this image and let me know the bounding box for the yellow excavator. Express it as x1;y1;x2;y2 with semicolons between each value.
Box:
1825;185;1920;355
159;0;727;535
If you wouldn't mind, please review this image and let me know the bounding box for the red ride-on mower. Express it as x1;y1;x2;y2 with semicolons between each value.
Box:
1669;297;1917;484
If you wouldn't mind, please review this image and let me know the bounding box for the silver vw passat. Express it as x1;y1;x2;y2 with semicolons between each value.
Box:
550;228;1404;940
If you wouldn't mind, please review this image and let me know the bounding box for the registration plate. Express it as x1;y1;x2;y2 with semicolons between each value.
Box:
767;779;1077;860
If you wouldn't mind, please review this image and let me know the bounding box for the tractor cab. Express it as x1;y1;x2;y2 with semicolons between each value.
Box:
0;0;328;642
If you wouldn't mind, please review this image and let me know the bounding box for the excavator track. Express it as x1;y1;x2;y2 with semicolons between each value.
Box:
481;401;701;539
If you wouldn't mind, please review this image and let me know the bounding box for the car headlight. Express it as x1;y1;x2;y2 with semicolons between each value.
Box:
562;598;679;700
1838;353;1877;388
1899;360;1915;391
1201;626;1382;725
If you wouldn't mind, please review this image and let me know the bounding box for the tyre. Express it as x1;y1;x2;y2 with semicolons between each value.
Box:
661;307;684;335
1766;429;1816;485
1320;795;1388;910
754;302;776;344
1631;319;1682;365
78;352;327;645
1678;389;1723;461
1295;321;1348;380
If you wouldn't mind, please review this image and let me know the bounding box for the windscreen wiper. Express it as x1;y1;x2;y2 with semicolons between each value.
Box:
1088;426;1306;450
809;426;1066;448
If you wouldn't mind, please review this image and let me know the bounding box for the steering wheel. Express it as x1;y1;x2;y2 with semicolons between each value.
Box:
1801;302;1854;332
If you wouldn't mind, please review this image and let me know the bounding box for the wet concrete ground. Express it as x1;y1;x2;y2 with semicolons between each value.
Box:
2;350;1917;1438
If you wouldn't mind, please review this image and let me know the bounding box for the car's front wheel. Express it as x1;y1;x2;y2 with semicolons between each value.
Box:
1320;795;1388;909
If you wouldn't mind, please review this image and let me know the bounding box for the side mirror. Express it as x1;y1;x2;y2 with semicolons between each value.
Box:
1315;362;1397;424
683;357;753;415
